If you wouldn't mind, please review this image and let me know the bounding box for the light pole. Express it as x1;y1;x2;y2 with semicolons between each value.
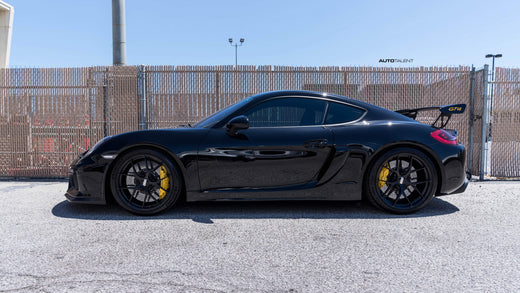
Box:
485;53;502;140
112;0;127;66
228;38;245;68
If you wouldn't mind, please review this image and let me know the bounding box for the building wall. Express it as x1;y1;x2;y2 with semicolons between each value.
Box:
0;1;13;68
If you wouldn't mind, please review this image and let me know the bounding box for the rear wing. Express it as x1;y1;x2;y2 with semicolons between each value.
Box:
396;104;466;129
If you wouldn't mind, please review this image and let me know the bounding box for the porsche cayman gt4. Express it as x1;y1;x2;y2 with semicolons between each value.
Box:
66;90;469;215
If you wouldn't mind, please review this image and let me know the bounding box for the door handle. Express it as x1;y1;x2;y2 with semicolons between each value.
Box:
305;139;328;148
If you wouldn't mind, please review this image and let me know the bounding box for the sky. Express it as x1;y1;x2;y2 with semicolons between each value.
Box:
7;0;520;68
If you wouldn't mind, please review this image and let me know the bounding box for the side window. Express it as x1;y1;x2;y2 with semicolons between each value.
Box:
325;102;365;124
243;98;327;127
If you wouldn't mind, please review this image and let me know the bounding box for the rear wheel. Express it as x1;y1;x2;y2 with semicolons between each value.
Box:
365;148;438;214
110;149;182;215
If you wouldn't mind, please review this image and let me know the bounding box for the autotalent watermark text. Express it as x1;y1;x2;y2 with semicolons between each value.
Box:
378;58;414;63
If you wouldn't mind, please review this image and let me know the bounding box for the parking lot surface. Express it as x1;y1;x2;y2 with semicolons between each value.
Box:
0;180;519;292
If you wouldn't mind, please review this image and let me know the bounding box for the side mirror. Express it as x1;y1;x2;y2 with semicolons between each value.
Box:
226;115;249;136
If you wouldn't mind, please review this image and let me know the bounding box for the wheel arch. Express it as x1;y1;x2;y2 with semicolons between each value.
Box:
103;143;188;204
361;141;444;197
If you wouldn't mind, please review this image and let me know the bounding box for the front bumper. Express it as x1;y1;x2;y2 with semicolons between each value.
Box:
64;154;108;205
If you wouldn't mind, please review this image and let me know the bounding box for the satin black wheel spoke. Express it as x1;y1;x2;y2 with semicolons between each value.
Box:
144;155;152;172
123;172;138;177
151;183;165;194
380;184;394;199
142;191;150;208
403;191;413;206
130;160;138;175
404;157;414;176
404;184;414;193
392;189;402;206
391;195;398;206
128;188;139;201
411;167;426;174
151;189;161;200
382;164;393;172
151;161;160;173
158;185;169;192
414;186;426;201
119;185;137;190
149;158;159;172
410;180;431;186
399;156;405;176
393;156;401;176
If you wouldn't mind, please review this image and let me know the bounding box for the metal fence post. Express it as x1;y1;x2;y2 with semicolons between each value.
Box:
480;64;489;180
215;72;220;111
138;65;147;130
103;67;109;137
468;66;475;175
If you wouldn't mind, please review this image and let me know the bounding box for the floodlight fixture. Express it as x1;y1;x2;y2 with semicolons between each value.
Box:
228;37;246;68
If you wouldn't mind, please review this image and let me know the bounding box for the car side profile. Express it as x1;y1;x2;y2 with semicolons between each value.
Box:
66;90;469;215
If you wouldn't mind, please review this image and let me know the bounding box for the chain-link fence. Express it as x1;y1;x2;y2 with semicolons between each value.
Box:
489;67;520;177
0;68;104;177
0;65;516;178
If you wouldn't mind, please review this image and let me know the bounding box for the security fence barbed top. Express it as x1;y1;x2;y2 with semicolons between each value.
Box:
0;65;518;178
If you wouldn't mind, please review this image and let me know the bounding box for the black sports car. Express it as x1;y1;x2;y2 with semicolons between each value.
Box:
66;90;469;215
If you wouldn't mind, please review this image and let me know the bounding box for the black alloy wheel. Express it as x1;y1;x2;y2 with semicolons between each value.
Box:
365;148;438;214
110;149;182;215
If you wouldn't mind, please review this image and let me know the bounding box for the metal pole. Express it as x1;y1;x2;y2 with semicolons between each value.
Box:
215;72;220;110
488;57;495;140
468;66;475;175
480;64;489;180
228;38;244;69
138;65;147;130
112;0;127;66
103;67;109;137
235;44;238;68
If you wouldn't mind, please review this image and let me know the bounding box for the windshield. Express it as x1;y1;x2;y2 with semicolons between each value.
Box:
193;98;251;128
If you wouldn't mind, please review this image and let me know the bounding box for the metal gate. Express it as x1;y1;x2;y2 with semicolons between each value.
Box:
488;68;520;177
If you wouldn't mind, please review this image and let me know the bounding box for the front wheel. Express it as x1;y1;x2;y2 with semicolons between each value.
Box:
365;148;438;214
110;149;182;215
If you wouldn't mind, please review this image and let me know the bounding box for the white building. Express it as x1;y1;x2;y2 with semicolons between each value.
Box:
0;0;13;68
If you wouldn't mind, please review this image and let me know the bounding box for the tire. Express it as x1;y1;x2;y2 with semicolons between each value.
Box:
365;147;438;214
110;149;182;215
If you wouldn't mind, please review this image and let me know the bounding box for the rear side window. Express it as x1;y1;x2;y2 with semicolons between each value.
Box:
325;102;364;124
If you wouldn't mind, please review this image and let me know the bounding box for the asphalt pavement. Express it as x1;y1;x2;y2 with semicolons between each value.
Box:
0;180;519;292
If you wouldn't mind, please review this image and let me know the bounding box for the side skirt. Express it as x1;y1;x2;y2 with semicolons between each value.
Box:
187;181;362;202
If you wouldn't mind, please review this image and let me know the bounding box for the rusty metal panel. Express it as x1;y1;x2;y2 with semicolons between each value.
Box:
490;68;520;177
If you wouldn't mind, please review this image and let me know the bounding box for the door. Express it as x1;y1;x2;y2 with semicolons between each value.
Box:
198;97;334;191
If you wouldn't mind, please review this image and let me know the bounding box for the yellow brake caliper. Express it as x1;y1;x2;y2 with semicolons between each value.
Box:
159;166;170;199
378;163;390;189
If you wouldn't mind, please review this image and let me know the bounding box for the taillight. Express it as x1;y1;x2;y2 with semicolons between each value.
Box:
430;129;458;145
